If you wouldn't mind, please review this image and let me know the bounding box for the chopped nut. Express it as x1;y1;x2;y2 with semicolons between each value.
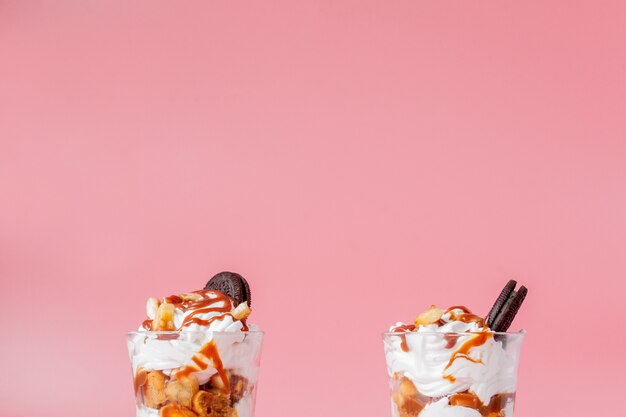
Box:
143;371;167;409
153;302;176;331
414;305;445;326
191;391;211;417
192;390;234;417
231;301;251;321
166;375;199;408
180;293;203;302
229;375;248;404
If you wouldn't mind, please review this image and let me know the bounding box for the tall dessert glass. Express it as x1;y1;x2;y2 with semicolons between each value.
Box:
128;330;263;417
383;331;524;417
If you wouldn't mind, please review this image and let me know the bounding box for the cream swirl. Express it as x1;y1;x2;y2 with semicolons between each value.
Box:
129;323;261;383
418;398;482;417
385;308;517;404
130;290;260;385
142;290;250;332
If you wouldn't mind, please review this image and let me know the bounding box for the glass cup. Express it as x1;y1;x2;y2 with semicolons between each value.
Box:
383;331;524;417
127;330;263;417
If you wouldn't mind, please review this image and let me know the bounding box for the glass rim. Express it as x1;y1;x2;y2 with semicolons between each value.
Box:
382;329;525;337
127;330;264;336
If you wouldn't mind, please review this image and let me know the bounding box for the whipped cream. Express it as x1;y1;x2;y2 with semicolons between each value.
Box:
129;325;261;384
142;290;250;332
419;398;482;417
385;307;518;404
129;290;261;385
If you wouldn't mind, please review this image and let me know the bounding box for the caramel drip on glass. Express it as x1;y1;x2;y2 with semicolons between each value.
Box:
176;340;230;393
443;333;460;349
390;323;416;352
443;332;492;381
444;305;485;327
443;374;456;383
449;392;516;416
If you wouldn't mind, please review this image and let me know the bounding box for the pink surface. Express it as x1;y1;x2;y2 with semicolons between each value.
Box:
1;1;625;416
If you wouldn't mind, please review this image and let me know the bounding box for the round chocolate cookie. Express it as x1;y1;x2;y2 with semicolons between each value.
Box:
485;280;517;328
491;285;527;332
204;271;251;306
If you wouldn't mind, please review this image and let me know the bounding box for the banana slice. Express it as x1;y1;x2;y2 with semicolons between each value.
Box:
146;298;161;320
153;302;176;331
192;390;233;417
208;371;230;391
165;376;199;408
414;305;444;326
143;371;167;409
231;301;251;321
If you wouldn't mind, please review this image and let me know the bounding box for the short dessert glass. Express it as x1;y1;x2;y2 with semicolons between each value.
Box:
127;331;263;417
383;331;524;417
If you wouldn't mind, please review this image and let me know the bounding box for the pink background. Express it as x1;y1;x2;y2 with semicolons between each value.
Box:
1;1;625;416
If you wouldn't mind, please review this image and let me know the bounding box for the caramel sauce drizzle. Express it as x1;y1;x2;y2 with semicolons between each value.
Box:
437;307;490;382
176;340;230;393
443;374;456;383
135;290;253;392
442;331;491;382
449;392;516;416
146;290;250;331
443;333;460;349
400;336;409;352
444;305;485;327
391;307;510;417
391;306;488;354
390;323;416;352
176;291;234;329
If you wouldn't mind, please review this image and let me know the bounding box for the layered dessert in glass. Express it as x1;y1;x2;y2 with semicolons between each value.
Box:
127;272;263;417
383;281;527;417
